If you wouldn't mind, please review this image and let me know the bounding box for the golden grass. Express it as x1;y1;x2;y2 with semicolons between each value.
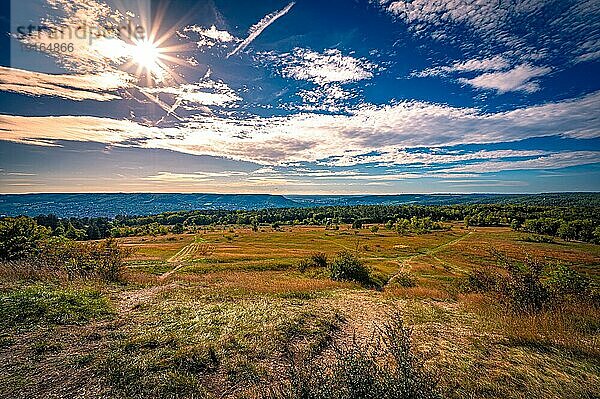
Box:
166;270;356;294
460;294;600;359
3;225;599;398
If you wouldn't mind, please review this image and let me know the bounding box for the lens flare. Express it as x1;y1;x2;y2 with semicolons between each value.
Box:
130;38;164;79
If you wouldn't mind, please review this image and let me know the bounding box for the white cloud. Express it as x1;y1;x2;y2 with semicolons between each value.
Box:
1;91;599;165
271;48;376;85
379;0;600;67
142;170;248;183
143;79;241;108
576;49;600;63
322;149;549;167
0;115;162;147
295;84;355;111
183;25;236;48
459;64;551;93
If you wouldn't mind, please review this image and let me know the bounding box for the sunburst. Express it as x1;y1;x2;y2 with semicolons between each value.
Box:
105;0;195;87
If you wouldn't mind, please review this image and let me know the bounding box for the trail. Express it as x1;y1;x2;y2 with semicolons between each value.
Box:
385;231;473;286
159;241;200;280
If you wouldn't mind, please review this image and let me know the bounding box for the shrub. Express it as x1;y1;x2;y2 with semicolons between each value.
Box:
502;256;550;313
298;252;328;272
463;253;597;313
546;263;597;304
297;258;311;273
391;271;417;288
2;237;132;283
463;265;500;293
93;238;131;282
0;217;49;260
309;252;328;268
264;313;440;399
328;251;370;284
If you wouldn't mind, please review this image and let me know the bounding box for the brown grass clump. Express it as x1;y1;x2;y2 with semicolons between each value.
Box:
462;293;600;359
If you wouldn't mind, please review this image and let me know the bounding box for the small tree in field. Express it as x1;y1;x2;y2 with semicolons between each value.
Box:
329;251;370;284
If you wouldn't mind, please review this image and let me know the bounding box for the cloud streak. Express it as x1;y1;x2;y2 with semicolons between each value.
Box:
227;2;295;58
0;67;131;101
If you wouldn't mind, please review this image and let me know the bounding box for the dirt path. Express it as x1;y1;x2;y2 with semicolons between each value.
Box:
386;231;473;286
117;283;177;312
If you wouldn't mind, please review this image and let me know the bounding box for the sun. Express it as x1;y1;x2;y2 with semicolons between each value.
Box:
129;38;165;81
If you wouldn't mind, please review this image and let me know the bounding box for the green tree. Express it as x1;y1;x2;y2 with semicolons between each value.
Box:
0;217;49;260
352;219;363;229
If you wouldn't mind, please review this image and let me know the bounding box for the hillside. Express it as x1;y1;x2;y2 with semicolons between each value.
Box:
1;192;599;218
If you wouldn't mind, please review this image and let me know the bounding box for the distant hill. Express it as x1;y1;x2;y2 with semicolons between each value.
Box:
0;193;598;218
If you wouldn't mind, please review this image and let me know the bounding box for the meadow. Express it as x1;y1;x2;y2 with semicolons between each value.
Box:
1;223;599;398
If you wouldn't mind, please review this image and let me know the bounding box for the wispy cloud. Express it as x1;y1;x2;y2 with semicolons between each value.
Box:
0;67;131;101
415;56;510;77
380;0;600;69
0;115;161;147
227;2;295;58
321;149;550;167
143;78;241;109
446;151;600;174
2;91;598;165
458;64;552;93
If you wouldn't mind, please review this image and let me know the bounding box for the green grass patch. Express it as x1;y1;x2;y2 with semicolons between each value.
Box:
0;285;113;328
127;261;173;275
100;291;343;398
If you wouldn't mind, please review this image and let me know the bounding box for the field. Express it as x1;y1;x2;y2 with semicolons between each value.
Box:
1;223;599;398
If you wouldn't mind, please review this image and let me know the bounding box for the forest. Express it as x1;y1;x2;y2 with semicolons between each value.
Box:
16;203;600;245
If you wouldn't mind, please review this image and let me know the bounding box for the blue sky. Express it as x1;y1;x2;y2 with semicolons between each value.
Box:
0;0;599;193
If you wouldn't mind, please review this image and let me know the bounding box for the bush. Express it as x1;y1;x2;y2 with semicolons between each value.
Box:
463;253;597;313
309;252;328;268
0;217;49;260
298;252;328;272
502;256;550;313
264;313;440;399
391;271;417;288
1;237;132;283
328;251;370;284
463;265;499;293
546;263;597;304
94;238;131;282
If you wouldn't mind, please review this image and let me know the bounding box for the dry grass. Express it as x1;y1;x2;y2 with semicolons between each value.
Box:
463;295;600;358
165;270;356;294
1;225;599;399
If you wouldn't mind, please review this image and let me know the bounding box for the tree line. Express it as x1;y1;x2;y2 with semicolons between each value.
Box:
1;203;599;246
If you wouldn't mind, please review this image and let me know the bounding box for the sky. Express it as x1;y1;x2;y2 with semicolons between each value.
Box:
0;0;599;194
